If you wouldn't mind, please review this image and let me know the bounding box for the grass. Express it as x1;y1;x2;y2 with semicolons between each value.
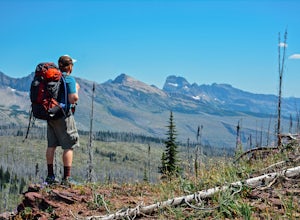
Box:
0;135;164;213
1;135;300;219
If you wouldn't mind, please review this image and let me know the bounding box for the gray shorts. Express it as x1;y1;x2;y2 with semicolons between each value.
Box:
47;115;79;150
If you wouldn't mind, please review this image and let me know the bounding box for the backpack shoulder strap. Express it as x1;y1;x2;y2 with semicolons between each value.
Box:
61;76;68;109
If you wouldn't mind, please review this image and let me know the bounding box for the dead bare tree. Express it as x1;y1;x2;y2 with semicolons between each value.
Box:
277;29;288;147
259;121;263;147
186;138;192;174
235;120;242;156
266;114;273;146
87;82;96;182
295;104;300;134
247;134;252;149
297;111;300;134
147;144;151;182
194;125;203;178
289;114;293;133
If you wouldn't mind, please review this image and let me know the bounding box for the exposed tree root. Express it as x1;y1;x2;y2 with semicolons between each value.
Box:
279;133;300;141
235;133;300;163
234;146;278;162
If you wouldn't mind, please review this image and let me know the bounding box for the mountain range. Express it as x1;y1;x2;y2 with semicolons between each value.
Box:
1;71;299;148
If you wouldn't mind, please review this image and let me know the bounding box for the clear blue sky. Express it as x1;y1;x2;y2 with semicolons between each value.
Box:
1;0;300;97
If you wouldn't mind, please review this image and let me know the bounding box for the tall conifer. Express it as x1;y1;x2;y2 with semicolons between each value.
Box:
160;111;180;176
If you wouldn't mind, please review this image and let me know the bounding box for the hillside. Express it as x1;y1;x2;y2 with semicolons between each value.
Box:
1;141;300;219
1;71;300;147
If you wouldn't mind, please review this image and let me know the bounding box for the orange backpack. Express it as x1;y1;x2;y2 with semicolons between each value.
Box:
30;62;67;120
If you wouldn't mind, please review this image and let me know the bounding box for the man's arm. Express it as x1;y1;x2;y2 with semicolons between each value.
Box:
68;82;80;104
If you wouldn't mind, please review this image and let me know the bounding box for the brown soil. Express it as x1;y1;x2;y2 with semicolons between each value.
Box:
5;182;163;220
0;174;298;220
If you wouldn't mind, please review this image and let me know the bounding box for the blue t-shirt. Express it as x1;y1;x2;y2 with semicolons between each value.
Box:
65;75;77;94
61;75;77;111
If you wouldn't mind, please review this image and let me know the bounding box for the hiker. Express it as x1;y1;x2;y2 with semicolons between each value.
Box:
45;55;80;186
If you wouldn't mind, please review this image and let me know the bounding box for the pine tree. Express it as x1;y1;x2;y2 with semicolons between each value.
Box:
159;152;167;174
160;111;180;177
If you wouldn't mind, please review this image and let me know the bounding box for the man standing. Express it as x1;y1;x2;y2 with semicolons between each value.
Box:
45;55;80;186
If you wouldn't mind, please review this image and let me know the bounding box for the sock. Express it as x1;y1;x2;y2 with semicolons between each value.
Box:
64;166;71;179
47;164;54;177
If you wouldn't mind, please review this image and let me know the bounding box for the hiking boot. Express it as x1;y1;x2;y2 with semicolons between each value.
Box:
61;177;79;187
45;175;59;185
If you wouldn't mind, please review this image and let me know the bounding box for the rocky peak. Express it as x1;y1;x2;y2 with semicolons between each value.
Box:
163;75;191;92
112;73;166;96
112;73;132;84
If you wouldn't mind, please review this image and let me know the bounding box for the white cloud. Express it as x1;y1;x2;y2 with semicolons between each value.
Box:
279;42;288;48
289;54;300;59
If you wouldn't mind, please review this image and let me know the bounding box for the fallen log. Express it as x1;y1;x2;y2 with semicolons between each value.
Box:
84;166;300;220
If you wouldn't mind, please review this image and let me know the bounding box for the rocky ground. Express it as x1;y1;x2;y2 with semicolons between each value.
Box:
0;172;299;220
1;144;300;219
0;182;163;220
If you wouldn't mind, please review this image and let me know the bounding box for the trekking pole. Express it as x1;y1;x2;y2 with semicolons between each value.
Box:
23;109;33;141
